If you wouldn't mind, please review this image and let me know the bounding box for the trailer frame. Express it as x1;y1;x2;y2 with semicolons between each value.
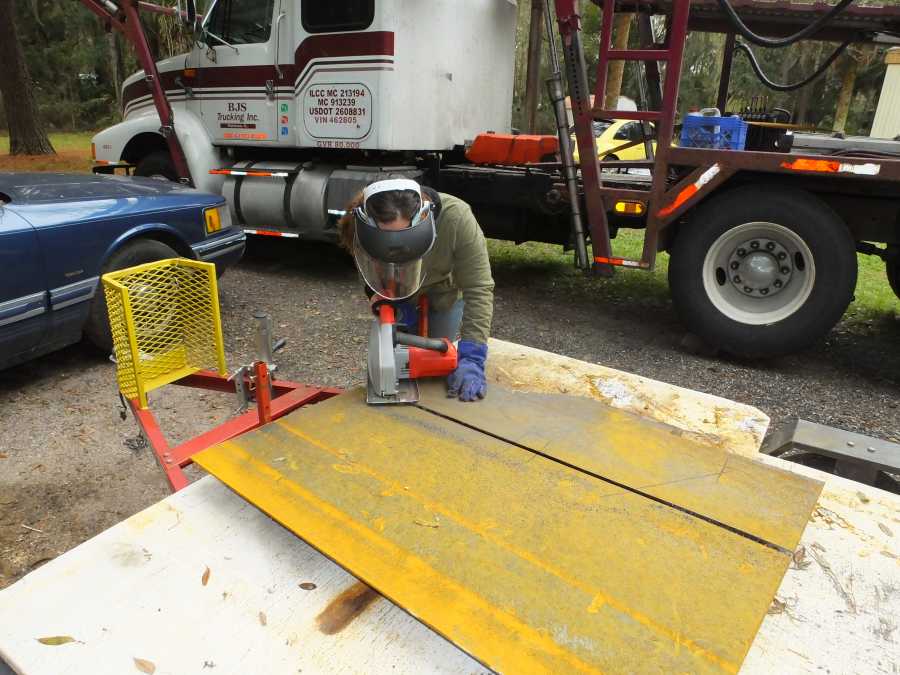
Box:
552;0;900;275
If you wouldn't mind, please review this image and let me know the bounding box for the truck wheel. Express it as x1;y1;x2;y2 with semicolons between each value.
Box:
85;239;180;352
135;151;177;182
887;254;900;300
668;186;857;358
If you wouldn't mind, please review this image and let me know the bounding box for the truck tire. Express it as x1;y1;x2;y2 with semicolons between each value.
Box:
85;239;180;352
668;185;857;358
887;255;900;300
135;151;177;182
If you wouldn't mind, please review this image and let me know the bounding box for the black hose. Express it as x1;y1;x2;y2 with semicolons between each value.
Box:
716;0;856;48
395;332;448;353
734;39;853;92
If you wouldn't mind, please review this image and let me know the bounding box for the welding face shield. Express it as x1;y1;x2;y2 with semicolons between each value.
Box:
352;179;436;300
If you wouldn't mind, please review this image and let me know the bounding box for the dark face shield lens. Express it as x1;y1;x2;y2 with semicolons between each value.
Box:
354;207;436;265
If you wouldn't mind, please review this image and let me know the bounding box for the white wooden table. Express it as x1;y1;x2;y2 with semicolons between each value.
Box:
1;340;897;674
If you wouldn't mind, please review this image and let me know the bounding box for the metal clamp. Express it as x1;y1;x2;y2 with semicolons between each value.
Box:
227;312;287;415
253;311;286;371
228;365;252;414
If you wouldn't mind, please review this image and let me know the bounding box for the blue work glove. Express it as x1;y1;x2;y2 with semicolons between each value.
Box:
447;340;487;402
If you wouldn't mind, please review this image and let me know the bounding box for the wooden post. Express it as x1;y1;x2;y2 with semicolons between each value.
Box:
833;48;862;133
524;0;545;133
604;12;634;111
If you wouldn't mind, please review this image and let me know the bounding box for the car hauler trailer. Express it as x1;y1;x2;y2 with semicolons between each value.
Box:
88;0;900;358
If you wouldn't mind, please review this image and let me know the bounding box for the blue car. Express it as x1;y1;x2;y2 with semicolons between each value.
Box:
0;172;245;369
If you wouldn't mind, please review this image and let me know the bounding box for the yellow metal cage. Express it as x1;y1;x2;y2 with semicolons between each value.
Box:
103;258;227;409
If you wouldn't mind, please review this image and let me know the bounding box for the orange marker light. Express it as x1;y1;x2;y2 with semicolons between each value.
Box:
780;158;840;173
204;208;222;234
614;201;645;215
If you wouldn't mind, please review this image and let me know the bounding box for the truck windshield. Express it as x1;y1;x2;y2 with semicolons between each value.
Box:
205;0;275;45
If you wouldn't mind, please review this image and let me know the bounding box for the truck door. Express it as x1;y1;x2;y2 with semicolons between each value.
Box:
197;0;280;144
0;206;48;366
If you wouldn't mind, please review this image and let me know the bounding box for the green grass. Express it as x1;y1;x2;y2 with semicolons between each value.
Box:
0;131;96;153
488;229;900;330
845;248;900;325
0;131;95;172
488;230;672;311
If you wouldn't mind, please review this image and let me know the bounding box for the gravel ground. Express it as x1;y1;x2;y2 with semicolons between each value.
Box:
1;237;898;589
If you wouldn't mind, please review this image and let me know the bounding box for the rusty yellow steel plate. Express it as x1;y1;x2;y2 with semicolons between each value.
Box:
415;381;821;552
195;388;822;674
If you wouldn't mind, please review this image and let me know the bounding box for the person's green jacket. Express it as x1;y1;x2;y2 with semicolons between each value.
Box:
415;191;494;345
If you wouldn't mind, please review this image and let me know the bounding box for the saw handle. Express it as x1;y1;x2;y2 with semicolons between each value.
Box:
395;331;449;353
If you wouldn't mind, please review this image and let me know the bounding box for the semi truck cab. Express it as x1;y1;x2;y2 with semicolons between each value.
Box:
95;0;517;240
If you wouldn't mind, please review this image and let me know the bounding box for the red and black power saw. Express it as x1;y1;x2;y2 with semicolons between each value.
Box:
366;297;457;405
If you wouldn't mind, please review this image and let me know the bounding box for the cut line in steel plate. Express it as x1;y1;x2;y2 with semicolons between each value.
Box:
195;387;822;674
415;381;821;553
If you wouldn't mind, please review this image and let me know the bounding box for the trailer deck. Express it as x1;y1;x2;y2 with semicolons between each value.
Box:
1;341;897;674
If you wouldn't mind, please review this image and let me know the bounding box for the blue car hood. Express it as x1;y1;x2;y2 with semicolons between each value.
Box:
0;172;207;205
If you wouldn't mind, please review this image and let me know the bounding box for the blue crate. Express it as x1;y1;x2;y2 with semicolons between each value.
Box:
680;115;748;150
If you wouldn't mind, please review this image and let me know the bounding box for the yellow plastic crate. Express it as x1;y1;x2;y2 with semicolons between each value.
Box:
103;258;227;409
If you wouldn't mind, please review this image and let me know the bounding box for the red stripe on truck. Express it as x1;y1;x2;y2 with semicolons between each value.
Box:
122;32;395;113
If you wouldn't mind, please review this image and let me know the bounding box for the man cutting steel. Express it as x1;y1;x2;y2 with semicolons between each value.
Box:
340;178;494;402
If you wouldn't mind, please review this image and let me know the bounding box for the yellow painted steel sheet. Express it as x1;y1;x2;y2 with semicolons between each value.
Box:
195;389;821;674
416;381;821;552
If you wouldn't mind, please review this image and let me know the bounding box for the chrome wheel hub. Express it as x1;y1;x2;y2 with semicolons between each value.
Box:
727;237;792;298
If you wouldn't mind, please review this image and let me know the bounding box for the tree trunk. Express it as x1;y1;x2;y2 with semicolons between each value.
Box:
793;43;821;125
604;13;634;110
108;31;123;114
0;0;54;155
832;50;859;133
523;0;545;133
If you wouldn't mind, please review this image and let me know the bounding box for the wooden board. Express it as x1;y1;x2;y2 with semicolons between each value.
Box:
2;473;895;675
744;456;900;675
486;339;770;455
0;477;485;675
194;388;821;674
